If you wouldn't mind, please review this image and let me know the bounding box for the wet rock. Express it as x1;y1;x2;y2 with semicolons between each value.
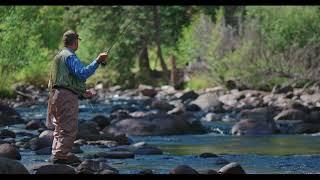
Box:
185;104;201;112
103;112;206;136
168;103;185;115
74;139;87;146
0;143;21;160
177;91;199;102
76;160;119;174
191;93;223;113
203;113;221;122
25;120;41;130
308;111;320;123
0;104;24;126
231;118;278;136
286;102;310;113
77;121;100;141
288;123;320;134
239;107;277;122
214;157;230;165
28;130;54;150
91;115;111;130
151;100;175;111
35;147;51;155
274;109;308;122
0;129;16;138
199;169;219;174
2;138;15;144
101;132;133;145
87;140;118;148
0;157;29;174
170;165;199;174
30;164;76;174
84;151;134;159
139;169;154;174
139;85;157;97
218;162;246;174
199;153;218;158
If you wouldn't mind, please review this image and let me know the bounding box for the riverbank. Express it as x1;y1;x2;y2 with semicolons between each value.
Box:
1;83;320;174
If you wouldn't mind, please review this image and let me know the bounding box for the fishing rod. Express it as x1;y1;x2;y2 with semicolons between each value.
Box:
101;17;135;66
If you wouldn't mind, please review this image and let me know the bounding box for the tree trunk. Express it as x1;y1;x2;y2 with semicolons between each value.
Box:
152;6;168;74
138;36;152;74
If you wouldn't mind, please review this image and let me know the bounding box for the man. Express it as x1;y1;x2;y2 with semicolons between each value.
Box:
46;30;108;164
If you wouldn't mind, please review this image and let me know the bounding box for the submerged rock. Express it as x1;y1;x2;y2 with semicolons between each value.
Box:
0;143;21;160
0;157;29;174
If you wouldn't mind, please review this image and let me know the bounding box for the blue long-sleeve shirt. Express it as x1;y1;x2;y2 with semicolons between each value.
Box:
64;49;99;82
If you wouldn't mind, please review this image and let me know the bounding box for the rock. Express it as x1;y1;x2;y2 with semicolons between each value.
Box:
77;121;100;141
231;118;278;136
35;147;51;155
191;93;223;112
218;162;246;174
0;129;16;138
185;104;201;112
87;140;118;148
177;91;199;102
76;160;119;174
139;169;153;174
91;115;111;130
199;169;219;174
218;94;239;107
30;164;76;174
199;153;218;158
84;151;134;159
272;85;293;94
167;103;185;115
0;104;24;126
74;139;87;146
25;120;41;130
239;107;277;122
286;102;310;113
0;143;21;160
0;157;29;174
308;111;320;123
100;132;132;145
103;112;206;136
170;165;199;174
203;113;220;122
139;85;157;97
214;157;230;165
39;130;54;146
289;123;320;134
151;100;175;111
274;109;309;122
28;136;52;151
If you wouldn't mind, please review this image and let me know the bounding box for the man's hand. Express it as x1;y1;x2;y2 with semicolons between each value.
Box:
96;52;108;64
83;89;97;99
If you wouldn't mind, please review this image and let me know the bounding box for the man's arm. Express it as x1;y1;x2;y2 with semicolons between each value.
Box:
65;55;99;82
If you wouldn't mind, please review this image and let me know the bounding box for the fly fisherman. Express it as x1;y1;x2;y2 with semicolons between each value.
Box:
46;30;108;164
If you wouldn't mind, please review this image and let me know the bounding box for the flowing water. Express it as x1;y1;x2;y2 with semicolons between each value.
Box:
8;99;320;174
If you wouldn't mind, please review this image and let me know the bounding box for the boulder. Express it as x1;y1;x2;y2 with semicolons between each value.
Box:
170;165;199;174
274;109;309;122
30;164;76;174
0;104;24;126
84;151;134;159
191;93;223;112
91;115;111;130
77;121;100;141
231;118;278;136
139;85;157;97
199;153;218;158
0;157;29;174
0;143;21;160
103;112;206;136
151;100;175;111
177;91;199;102
218;162;246;174
76;160;119;174
25;120;41;130
0;129;16;138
